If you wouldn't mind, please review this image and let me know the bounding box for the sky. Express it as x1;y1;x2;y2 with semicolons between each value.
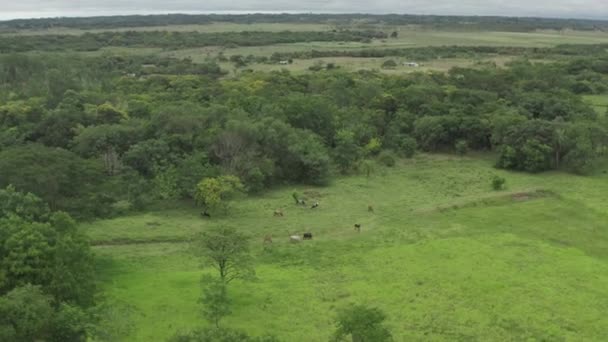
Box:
0;0;607;21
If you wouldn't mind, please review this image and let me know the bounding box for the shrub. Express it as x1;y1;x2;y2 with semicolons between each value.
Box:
378;150;397;167
401;136;417;158
492;175;506;190
382;59;397;69
455;140;469;156
364;138;382;156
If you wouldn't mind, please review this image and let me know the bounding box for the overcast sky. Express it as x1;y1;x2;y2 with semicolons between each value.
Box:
0;0;607;21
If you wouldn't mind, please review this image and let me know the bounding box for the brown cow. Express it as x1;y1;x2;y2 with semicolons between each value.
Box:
263;234;273;244
368;205;374;213
273;209;284;217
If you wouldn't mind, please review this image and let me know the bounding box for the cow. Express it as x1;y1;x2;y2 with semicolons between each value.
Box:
263;235;273;244
273;209;284;217
290;235;302;243
368;205;374;213
311;202;319;209
354;224;361;233
298;199;307;206
200;211;211;218
303;232;313;240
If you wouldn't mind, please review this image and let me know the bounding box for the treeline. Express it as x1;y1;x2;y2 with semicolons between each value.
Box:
268;44;608;63
0;52;607;219
0;30;387;53
2;13;607;32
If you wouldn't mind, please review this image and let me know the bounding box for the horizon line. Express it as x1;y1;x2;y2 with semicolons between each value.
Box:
1;11;607;23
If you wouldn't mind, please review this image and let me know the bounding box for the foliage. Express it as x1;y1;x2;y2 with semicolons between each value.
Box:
378;150;397;167
359;160;376;178
491;175;506;191
195;226;255;284
363;137;382;156
169;327;280;342
455;139;469;156
195;176;245;214
333;304;392;342
334;130;362;174
400;136;417;158
381;59;398;69
199;277;231;328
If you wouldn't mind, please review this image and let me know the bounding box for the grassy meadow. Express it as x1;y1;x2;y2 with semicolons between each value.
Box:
584;95;608;116
87;154;608;341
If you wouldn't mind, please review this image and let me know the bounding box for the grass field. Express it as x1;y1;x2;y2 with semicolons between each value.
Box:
161;28;608;60
86;154;608;341
584;95;608;116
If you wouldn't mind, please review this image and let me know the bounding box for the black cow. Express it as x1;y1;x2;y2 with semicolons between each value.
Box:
303;232;313;240
201;211;211;218
354;224;361;232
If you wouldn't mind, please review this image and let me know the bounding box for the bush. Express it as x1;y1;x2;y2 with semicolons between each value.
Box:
382;59;397;69
401;136;417;158
378;150;397;167
492;175;506;190
364;137;382;156
455;140;469;156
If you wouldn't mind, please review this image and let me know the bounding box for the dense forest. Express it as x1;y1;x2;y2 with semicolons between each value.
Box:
2;13;608;32
0;51;606;221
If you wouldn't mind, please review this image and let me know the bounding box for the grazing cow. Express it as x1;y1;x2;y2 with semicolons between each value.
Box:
298;199;307;206
200;211;211;218
290;235;302;243
368;205;374;213
273;209;284;217
263;235;273;244
311;202;319;209
303;232;313;240
354;224;361;233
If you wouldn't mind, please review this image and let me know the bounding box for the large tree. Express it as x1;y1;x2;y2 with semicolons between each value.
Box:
196;226;255;284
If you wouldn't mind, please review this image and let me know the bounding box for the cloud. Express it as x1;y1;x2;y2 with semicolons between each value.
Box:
0;0;606;20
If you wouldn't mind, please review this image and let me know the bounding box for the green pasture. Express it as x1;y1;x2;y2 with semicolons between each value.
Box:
584;95;608;116
87;154;608;341
162;29;608;61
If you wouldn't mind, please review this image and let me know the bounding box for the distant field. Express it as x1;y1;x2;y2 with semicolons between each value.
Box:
87;154;608;341
166;28;608;59
215;56;516;75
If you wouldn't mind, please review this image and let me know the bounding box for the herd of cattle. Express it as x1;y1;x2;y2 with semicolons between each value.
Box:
263;202;374;244
202;197;375;245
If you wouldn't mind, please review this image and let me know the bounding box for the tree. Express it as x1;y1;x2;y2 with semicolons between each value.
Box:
0;144;104;214
381;60;397;69
196;226;255;284
334;129;362;174
195;176;244;214
0;285;53;342
199;277;231;328
400;136;417;158
333;304;392;342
